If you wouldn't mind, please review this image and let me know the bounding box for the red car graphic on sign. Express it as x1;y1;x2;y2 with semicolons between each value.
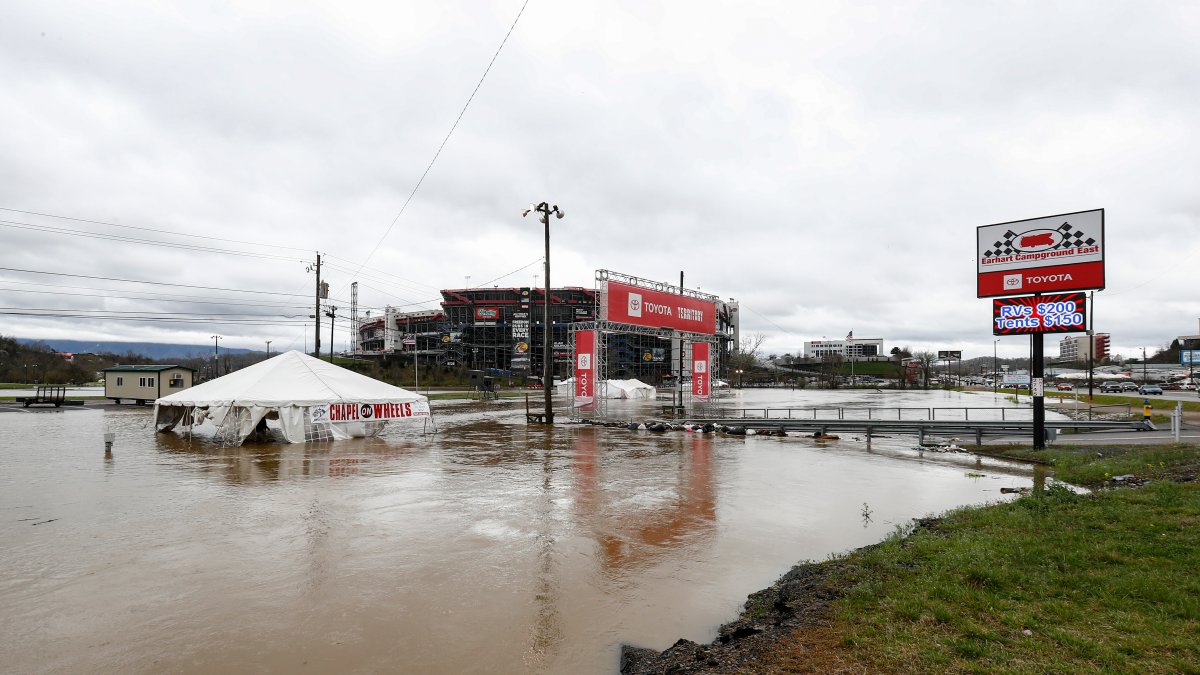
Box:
1019;232;1056;248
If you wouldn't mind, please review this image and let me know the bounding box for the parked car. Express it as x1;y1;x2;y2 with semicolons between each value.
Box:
1056;383;1074;391
1138;385;1163;395
1100;382;1123;393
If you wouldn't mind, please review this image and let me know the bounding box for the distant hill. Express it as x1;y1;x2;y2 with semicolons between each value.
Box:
16;338;258;360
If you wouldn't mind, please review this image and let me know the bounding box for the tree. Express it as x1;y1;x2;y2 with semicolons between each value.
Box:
726;332;767;378
913;351;938;389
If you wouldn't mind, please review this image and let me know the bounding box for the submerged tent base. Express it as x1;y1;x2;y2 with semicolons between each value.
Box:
153;351;429;445
155;403;391;444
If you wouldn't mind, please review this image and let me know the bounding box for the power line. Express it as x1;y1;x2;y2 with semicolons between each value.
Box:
340;0;530;288
0;206;313;253
0;283;311;309
0;266;311;297
0;219;303;262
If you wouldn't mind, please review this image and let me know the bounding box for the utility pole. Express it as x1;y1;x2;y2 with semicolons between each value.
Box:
523;202;564;424
326;306;338;362
308;254;323;358
265;340;272;358
211;335;221;378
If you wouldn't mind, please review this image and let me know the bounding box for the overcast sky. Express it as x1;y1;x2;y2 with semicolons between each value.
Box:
2;1;1198;360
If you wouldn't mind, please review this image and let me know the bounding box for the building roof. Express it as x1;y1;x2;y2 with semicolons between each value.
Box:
102;364;196;372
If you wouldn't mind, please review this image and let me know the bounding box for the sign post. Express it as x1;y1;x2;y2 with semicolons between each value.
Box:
979;210;1104;450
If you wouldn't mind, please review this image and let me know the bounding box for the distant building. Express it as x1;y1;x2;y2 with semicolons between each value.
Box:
804;338;884;360
102;365;195;405
1059;333;1110;362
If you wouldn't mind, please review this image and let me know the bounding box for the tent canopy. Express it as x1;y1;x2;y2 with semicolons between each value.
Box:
155;350;427;444
555;377;655;399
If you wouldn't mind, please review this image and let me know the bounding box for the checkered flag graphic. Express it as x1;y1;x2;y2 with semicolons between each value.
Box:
983;221;1096;257
983;230;1018;258
1055;221;1096;249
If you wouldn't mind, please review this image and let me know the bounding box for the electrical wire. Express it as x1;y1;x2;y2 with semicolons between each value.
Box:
340;0;531;288
0;219;303;262
0;206;313;253
0;266;312;297
0;284;312;309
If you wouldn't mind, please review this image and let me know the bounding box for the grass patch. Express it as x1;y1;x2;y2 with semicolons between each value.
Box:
1043;391;1200;413
989;443;1200;487
813;482;1200;673
756;445;1200;672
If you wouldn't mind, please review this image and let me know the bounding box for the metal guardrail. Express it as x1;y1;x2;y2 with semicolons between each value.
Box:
678;414;1155;445
727;406;1032;421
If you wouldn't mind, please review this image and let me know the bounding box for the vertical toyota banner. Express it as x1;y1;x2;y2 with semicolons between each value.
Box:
691;342;710;402
573;330;596;408
977;209;1104;297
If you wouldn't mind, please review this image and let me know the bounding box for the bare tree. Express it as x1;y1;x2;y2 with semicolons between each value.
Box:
913;351;937;389
727;332;767;378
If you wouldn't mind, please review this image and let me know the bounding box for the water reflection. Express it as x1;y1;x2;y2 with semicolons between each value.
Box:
155;431;422;482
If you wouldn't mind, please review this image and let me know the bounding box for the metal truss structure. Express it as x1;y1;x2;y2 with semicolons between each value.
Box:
569;270;726;420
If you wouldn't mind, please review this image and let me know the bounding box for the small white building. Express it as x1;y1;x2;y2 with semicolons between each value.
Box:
103;364;196;405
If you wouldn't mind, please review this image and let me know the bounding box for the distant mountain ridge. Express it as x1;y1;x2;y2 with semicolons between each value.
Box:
16;338;257;360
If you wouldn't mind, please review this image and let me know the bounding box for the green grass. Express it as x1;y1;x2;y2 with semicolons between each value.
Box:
988;443;1200;487
822;480;1200;673
756;444;1200;672
0;383;36;389
1043;390;1200;413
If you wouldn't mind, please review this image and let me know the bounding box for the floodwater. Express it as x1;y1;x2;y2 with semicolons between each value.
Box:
2;389;1044;674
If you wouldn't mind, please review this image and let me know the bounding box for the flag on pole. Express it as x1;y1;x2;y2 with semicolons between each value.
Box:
846;330;853;341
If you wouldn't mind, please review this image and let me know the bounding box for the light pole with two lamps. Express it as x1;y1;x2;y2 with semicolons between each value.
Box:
523;202;564;424
993;339;999;395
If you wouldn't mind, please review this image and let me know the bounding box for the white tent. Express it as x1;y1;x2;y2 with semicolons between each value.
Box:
154;350;429;444
554;377;655;400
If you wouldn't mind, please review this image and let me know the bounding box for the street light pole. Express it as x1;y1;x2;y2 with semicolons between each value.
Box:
1142;346;1148;384
993;339;999;395
265;340;272;358
523;202;565;424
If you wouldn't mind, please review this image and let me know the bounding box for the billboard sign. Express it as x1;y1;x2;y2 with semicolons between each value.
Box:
604;280;716;335
691;342;710;402
1003;371;1031;386
993;293;1087;336
938;350;962;360
574;330;596;408
474;307;500;326
977;209;1104;297
1182;350;1200;366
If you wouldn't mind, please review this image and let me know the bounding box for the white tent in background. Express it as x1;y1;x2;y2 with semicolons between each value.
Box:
602;379;656;399
154;350;429;444
555;377;655;400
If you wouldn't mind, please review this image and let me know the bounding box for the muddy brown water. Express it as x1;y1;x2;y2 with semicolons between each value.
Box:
1;389;1040;674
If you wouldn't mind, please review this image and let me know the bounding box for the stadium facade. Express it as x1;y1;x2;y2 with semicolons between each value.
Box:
356;287;739;382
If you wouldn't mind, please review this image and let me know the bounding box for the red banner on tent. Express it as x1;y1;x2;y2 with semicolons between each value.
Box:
574;330;596;408
604;281;716;335
691;342;710;402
